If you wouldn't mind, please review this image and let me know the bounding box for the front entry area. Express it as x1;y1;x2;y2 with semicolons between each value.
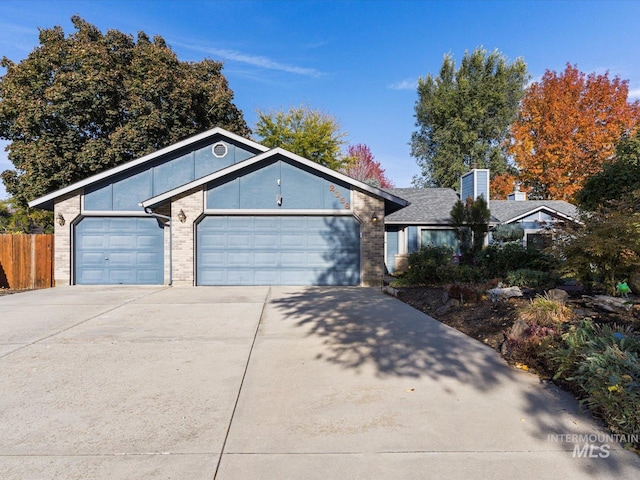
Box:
196;215;361;286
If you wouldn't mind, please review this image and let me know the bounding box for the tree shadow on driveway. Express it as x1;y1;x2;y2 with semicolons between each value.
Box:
269;286;515;390
268;287;640;476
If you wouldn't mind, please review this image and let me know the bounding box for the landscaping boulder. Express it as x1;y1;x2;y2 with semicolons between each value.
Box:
508;318;529;341
436;298;460;316
547;288;569;304
487;286;523;303
582;295;633;313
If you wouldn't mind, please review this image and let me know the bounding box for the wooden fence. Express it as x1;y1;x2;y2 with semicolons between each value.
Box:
0;234;54;290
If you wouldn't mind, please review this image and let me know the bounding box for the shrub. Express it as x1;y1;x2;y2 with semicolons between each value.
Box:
551;320;640;446
477;242;558;279
452;264;484;283
504;269;559;289
402;245;456;285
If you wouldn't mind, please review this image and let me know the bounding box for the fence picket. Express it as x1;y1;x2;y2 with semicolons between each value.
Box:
0;234;54;290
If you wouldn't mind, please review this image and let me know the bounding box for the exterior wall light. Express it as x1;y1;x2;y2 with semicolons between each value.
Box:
57;213;65;226
371;212;379;224
177;209;187;223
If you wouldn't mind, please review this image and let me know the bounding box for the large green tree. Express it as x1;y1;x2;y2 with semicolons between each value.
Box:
575;129;640;211
0;16;249;204
254;105;349;171
411;48;528;189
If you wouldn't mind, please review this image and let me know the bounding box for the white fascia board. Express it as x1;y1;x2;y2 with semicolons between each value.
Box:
28;127;268;208
501;205;578;225
141;147;410;209
271;148;409;206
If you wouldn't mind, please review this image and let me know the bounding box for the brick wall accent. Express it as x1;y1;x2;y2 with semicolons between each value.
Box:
53;190;82;286
170;187;204;286
154;204;171;284
352;189;385;287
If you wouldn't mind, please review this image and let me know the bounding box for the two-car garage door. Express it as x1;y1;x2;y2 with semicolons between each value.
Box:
74;215;361;286
196;216;361;286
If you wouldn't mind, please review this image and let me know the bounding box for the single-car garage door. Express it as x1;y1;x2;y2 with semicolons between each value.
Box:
197;216;361;285
75;217;164;285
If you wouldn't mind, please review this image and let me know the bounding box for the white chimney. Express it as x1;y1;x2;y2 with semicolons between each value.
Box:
507;184;527;201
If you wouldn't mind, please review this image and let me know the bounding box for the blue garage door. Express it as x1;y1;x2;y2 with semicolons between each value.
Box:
75;217;164;285
197;216;361;286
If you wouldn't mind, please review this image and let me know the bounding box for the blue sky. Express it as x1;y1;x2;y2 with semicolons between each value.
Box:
1;0;640;199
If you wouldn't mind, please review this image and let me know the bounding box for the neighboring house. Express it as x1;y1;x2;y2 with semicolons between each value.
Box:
29;128;408;287
383;169;579;274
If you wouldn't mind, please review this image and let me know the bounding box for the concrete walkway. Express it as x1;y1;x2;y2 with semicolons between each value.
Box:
1;286;638;479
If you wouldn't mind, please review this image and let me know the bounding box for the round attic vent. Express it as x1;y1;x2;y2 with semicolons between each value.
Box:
212;142;228;158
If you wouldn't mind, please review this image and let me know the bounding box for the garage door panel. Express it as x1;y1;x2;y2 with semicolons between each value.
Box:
136;252;161;266
108;252;135;266
280;252;306;267
78;269;106;283
75;217;164;285
254;234;278;247
79;234;107;249
197;215;360;286
228;252;253;266
108;269;134;284
77;252;105;265
254;252;279;266
200;233;226;246
228;234;252;247
227;217;254;230
200;252;225;266
280;233;306;247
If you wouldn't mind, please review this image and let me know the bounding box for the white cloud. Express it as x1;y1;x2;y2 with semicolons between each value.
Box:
387;79;418;91
628;88;640;99
173;41;323;78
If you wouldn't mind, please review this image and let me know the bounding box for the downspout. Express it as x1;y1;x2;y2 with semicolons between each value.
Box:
142;206;173;286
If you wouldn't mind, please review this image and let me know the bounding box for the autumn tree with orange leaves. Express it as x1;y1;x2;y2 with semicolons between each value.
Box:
509;64;639;200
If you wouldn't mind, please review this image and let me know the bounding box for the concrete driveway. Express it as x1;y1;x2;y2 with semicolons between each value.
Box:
1;286;639;479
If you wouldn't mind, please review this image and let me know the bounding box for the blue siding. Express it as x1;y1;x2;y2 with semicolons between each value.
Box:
197;215;360;285
461;169;490;202
461;173;474;202
207;177;240;209
154;151;194;195
112;169;153;211
84;137;259;211
239;162;280;209
281;161;324;209
476;170;489;200
385;227;399;274
206;158;351;210
75;217;164;285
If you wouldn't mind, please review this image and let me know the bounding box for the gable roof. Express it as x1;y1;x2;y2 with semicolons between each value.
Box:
489;200;579;224
28;127;269;210
140;147;409;212
384;188;460;224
